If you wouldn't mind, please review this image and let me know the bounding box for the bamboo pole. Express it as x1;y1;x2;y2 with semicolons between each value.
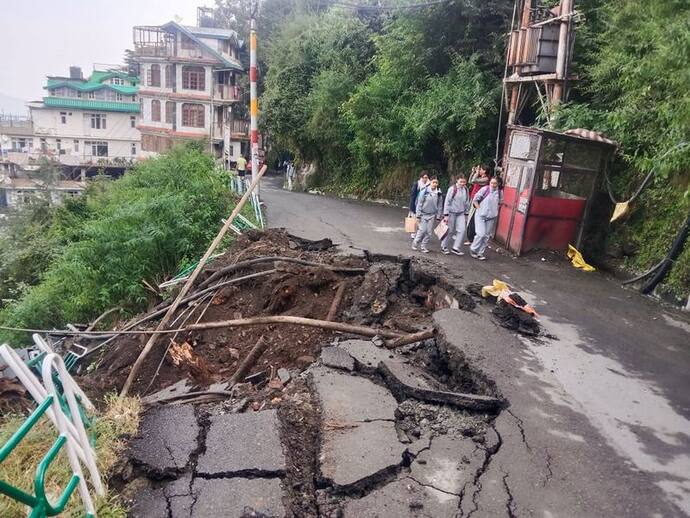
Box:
186;315;404;339
120;165;268;396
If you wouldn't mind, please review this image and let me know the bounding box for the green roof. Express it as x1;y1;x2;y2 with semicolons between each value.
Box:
89;70;139;86
46;79;138;95
43;97;140;113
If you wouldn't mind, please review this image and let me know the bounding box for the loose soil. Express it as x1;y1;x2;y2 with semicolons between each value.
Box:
79;230;434;399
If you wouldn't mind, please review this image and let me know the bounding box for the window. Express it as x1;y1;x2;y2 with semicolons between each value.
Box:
182;66;205;91
111;77;124;85
10;137;31;152
165;101;175;124
181;103;204;127
86;141;108;157
77;91;82;98
165;65;173;88
147;64;161;87
40;138;47;151
116;93;123;101
90;113;106;129
132;95;137;102
181;33;196;50
130;116;136;128
73;140;79;152
56;139;61;151
88;92;95;99
131;143;137;155
60;112;67;124
151;100;161;122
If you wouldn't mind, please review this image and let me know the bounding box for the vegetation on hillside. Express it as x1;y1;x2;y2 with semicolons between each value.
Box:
211;0;688;296
0;145;235;344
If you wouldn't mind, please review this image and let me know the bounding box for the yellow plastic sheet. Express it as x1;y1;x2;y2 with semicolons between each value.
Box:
481;279;510;298
610;201;630;223
567;244;596;272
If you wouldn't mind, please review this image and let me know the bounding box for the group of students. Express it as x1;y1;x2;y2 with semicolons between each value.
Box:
408;166;501;261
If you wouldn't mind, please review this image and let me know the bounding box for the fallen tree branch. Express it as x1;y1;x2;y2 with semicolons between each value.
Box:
326;282;347;321
198;256;367;289
228;336;269;386
385;329;436;348
121;165;269;397
186;315;405;339
86;307;122;332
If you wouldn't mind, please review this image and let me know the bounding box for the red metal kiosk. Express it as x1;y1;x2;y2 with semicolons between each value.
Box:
496;125;617;255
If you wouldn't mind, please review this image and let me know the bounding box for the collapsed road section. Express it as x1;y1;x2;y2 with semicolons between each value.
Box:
68;230;541;517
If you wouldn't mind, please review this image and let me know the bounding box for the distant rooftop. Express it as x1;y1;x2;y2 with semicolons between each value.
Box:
185;25;237;39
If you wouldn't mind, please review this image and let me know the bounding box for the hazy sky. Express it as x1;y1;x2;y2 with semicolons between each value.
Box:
0;0;201;102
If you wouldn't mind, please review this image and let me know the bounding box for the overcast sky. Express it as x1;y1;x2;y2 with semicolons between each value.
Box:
0;0;201;104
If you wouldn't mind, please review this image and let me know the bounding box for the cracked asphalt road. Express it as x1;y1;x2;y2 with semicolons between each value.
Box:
261;174;690;517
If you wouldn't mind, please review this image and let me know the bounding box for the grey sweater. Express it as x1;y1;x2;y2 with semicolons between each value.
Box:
415;188;443;219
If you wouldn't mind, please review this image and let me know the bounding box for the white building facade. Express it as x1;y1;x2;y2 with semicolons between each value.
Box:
133;22;247;163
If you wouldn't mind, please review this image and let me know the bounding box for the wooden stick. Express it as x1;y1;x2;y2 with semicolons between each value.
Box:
326;282;347;321
198;256;366;289
228;336;269;386
385;329;436;349
85;307;122;332
187;315;404;339
120;165;268;396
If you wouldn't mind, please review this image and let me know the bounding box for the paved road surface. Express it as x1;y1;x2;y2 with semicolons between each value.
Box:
261;174;690;516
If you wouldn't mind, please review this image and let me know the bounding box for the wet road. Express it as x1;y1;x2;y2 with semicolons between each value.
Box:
261;174;690;515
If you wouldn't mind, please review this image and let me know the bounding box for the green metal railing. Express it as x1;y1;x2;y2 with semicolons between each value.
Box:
0;395;90;517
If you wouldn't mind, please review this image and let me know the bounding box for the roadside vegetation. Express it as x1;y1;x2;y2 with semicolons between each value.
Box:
0;395;140;518
214;0;688;297
0;144;237;345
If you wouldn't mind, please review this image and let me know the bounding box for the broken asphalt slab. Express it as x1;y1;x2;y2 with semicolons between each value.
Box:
338;339;395;373
342;477;459;517
378;358;501;412
320;346;355;371
129;404;199;476
196;409;285;477
311;365;407;490
192;478;285;517
435;309;684;518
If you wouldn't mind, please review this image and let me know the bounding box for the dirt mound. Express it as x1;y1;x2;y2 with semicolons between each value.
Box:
79;231;434;399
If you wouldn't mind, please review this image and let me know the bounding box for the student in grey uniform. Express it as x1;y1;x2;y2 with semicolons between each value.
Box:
441;175;470;255
470;177;502;260
412;177;443;253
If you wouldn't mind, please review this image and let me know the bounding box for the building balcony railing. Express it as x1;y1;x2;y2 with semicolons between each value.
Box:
230;119;249;137
215;84;241;101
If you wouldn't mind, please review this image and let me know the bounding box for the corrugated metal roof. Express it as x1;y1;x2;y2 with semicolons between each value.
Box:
45;79;138;95
43;97;140;113
185;25;237;39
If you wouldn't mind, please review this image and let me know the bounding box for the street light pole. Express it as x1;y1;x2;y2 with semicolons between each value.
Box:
249;0;260;190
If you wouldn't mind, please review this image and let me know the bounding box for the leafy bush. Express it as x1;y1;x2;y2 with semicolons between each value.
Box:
0;145;233;344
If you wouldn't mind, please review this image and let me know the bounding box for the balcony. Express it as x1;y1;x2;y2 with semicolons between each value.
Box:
215;84;241;101
229;119;249;139
133;26;174;58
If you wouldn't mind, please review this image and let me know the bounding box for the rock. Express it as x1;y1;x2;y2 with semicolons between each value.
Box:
268;378;284;390
342;477;459;517
277;368;291;383
348;263;403;323
379;359;501;412
129;405;198;476
371;335;385;347
196;409;286;477
191;478;285;517
321;346;355;371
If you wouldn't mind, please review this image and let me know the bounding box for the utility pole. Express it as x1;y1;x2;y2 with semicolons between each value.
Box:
249;0;260;190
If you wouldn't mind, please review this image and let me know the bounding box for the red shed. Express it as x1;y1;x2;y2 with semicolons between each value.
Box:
496;125;617;255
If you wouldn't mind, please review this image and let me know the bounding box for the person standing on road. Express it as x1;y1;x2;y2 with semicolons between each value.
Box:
441;176;470;255
408;171;430;238
236;155;248;193
470;177;501;260
412;177;443;253
466;164;490;245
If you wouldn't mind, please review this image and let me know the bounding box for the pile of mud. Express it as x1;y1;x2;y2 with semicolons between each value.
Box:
80;230;457;399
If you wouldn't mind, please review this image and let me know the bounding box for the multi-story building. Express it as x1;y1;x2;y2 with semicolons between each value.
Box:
132;21;247;164
27;67;141;170
0;67;140;209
